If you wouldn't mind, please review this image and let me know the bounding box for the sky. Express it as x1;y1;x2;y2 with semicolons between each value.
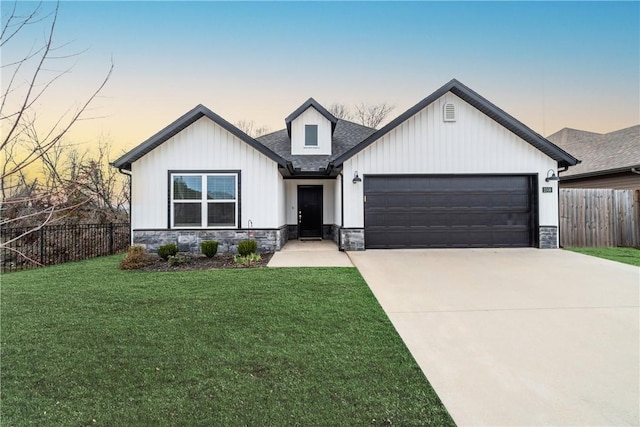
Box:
2;1;639;157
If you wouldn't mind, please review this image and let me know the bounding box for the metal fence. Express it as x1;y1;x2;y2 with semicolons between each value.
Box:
560;189;640;247
1;223;130;273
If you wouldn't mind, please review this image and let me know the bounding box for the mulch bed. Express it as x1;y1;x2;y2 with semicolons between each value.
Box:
138;253;274;272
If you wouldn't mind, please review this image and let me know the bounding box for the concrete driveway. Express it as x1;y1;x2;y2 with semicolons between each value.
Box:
348;249;639;427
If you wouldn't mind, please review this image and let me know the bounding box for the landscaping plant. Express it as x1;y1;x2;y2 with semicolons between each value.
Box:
157;243;178;260
237;239;257;256
200;241;219;258
119;246;152;270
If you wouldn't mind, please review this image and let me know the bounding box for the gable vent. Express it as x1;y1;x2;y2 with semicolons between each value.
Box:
443;103;456;122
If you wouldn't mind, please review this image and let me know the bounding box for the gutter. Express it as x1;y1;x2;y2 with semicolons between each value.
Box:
560;165;640;181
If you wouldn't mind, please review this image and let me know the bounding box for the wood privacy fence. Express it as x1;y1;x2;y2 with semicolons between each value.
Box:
1;223;130;273
559;189;640;247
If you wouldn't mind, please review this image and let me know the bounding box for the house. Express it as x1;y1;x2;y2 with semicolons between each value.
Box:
546;125;640;189
111;79;579;253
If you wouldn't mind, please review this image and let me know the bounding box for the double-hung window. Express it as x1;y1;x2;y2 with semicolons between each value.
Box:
171;172;238;228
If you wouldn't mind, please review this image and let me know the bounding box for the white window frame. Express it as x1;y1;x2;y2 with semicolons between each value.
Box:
170;172;238;229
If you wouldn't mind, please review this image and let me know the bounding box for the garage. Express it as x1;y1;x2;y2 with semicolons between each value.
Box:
364;175;537;249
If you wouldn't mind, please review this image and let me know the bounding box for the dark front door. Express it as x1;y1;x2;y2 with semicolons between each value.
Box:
298;186;323;238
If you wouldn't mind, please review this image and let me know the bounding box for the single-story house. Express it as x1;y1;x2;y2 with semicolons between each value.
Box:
546;125;640;189
112;79;579;253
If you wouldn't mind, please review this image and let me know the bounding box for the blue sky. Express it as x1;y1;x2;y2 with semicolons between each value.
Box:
2;1;639;153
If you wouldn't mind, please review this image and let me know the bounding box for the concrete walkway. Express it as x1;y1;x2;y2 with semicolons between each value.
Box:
267;240;353;267
349;249;640;427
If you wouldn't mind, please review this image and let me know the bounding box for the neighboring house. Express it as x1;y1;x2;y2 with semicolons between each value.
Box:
112;79;578;253
546;125;640;189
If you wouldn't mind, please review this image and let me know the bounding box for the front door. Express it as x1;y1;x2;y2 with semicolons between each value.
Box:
298;186;323;238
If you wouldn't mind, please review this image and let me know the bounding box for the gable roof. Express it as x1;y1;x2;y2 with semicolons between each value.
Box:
111;104;287;171
547;125;640;178
330;79;580;169
284;97;338;137
257;119;376;173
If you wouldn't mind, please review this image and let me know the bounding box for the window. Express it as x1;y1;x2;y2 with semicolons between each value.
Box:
171;173;238;228
305;124;318;146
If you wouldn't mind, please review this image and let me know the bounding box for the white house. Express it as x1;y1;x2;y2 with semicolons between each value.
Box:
112;79;579;253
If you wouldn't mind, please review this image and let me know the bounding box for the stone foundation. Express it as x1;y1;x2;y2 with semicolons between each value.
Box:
134;227;288;255
539;226;558;249
339;228;365;251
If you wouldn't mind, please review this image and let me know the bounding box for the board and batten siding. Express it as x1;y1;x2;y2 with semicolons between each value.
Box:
290;108;332;155
284;180;336;225
342;92;559;228
131;117;283;230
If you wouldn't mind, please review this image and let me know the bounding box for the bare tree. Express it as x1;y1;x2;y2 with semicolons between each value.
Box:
235;120;270;138
1;1;113;251
328;103;352;121
353;102;395;129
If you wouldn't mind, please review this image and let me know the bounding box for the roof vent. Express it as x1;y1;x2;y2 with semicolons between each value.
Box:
443;103;456;122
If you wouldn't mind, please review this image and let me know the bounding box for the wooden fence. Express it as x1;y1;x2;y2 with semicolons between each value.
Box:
559;188;640;247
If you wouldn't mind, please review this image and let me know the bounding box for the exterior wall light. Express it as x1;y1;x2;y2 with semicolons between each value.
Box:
545;169;559;182
352;171;362;184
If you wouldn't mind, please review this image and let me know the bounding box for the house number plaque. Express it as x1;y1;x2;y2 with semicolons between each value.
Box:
542;187;553;193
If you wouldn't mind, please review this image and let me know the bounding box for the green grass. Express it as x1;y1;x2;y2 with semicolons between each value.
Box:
565;247;640;267
1;256;454;426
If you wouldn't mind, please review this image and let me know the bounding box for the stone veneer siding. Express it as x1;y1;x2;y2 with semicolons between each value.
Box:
339;228;365;251
538;226;558;249
134;227;288;254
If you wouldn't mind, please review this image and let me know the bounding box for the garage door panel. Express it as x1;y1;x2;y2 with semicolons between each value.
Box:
364;175;535;248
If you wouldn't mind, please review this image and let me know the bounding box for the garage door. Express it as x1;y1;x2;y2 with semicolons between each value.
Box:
364;175;536;248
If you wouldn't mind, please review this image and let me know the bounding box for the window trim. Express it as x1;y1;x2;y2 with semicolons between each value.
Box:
304;124;318;147
168;170;241;229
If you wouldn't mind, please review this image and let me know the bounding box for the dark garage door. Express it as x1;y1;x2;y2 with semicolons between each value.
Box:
364;175;536;249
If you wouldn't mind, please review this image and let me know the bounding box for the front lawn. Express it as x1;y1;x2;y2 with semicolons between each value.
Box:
1;256;453;426
565;247;640;267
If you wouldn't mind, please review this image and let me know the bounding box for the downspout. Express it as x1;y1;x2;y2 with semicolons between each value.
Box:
631;167;640;175
117;167;133;245
555;164;569;248
339;171;344;251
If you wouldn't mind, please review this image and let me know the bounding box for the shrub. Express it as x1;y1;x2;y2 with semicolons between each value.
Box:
233;253;262;266
157;243;178;260
119;246;151;270
200;241;219;258
237;239;258;256
167;254;190;266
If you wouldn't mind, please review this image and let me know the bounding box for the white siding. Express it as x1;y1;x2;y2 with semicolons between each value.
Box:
284;179;336;225
342;92;559;228
290;108;332;155
131;117;282;230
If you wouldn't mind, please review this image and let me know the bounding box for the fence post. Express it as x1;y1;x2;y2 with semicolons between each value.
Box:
39;227;46;265
108;223;114;254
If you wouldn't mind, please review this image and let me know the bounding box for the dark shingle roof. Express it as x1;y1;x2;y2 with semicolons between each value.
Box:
547;125;640;177
331;79;579;169
256;119;376;172
111;104;287;171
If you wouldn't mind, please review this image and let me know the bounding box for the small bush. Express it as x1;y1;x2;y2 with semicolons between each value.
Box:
233;253;262;266
237;239;258;256
119;246;151;270
200;241;219;258
167;254;190;266
157;243;178;260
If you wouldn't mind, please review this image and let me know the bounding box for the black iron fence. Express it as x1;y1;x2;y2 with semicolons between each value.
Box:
1;223;130;273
